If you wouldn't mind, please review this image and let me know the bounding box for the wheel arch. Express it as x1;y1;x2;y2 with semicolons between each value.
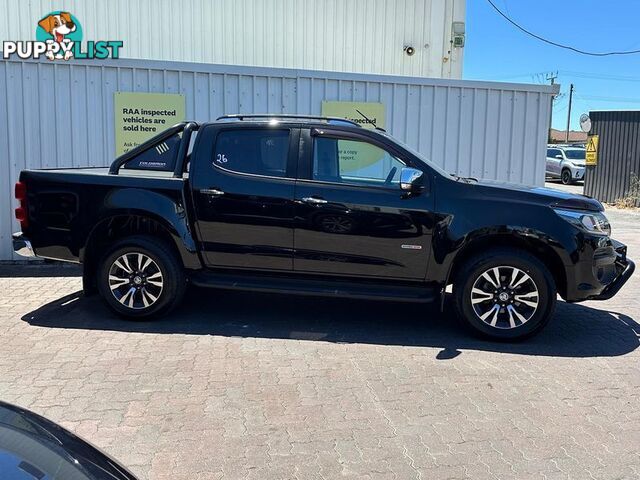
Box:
446;231;568;300
80;209;200;294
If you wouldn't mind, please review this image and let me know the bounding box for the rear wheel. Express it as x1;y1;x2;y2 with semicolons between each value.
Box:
97;235;186;319
453;248;556;341
561;168;573;185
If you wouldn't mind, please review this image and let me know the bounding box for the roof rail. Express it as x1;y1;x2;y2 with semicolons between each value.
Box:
216;113;362;127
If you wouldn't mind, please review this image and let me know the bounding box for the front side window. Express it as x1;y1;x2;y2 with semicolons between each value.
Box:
312;137;405;186
213;129;290;177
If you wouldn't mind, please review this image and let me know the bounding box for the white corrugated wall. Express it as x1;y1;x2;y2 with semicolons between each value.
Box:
0;0;465;78
0;58;556;260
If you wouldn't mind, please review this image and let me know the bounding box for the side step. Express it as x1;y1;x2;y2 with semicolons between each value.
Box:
190;271;437;303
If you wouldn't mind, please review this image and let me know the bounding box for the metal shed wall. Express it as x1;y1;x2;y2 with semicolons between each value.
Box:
0;0;465;78
584;111;640;204
0;58;555;260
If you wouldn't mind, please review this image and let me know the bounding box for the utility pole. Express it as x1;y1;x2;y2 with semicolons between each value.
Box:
566;83;574;143
546;72;558;143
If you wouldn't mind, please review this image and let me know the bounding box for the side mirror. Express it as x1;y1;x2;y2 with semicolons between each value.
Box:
400;167;424;191
555;154;563;159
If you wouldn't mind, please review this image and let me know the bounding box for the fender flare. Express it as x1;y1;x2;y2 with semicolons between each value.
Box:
438;225;570;309
80;188;201;269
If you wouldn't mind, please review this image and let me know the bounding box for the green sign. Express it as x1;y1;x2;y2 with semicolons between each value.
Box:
321;101;385;129
321;101;386;173
114;92;185;156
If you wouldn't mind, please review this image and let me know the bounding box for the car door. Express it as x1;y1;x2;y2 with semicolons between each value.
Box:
293;128;434;280
190;125;299;270
546;148;563;176
545;148;554;176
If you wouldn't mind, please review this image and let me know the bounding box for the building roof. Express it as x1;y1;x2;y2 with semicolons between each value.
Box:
549;129;587;143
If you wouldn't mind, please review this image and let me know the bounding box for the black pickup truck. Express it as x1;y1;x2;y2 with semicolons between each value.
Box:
12;115;634;340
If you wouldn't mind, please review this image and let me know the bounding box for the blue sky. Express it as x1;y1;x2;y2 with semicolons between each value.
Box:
464;0;640;130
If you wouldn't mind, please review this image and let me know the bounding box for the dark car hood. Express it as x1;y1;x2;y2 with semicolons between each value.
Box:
473;179;604;211
0;401;138;480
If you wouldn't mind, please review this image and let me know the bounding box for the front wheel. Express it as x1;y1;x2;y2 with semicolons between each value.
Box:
561;168;573;185
97;235;186;319
453;248;556;341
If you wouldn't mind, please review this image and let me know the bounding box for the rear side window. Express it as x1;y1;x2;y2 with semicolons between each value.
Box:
123;132;182;171
213;129;290;177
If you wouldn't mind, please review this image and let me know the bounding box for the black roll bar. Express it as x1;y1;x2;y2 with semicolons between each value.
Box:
108;122;199;176
172;122;198;178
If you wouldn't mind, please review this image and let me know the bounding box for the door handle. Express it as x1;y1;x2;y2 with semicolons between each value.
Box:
301;196;328;205
201;188;225;197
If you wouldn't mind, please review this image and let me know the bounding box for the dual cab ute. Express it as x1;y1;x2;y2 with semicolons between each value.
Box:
13;115;634;340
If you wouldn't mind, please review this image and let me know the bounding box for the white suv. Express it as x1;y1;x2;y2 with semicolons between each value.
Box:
546;146;586;185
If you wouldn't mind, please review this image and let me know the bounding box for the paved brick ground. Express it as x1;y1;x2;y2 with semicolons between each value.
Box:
1;207;638;479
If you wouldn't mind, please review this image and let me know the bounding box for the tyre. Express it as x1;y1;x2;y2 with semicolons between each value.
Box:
561;168;573;185
453;248;556;341
97;235;186;319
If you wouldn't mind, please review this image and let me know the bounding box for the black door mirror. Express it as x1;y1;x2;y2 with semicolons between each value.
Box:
400;168;424;192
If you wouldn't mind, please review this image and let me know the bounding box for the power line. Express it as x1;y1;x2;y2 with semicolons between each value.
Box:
560;70;640;82
553;95;567;108
572;92;595;113
495;70;640;83
485;0;640;56
554;103;568;114
578;94;640;104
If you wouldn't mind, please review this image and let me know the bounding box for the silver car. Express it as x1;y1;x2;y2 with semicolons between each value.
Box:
546;146;586;185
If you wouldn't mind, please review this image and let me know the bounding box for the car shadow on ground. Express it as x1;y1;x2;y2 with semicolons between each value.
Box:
21;287;639;358
0;263;82;277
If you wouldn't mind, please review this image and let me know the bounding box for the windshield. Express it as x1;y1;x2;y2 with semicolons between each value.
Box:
376;131;451;177
564;149;585;160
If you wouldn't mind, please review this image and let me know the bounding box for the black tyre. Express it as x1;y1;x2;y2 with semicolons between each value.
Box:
453;248;556;341
97;235;186;319
561;168;573;185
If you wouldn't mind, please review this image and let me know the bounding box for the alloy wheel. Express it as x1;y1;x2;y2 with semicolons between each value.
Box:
108;252;163;309
470;265;539;329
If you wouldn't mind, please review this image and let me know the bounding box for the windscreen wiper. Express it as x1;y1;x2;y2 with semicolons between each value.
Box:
450;173;478;184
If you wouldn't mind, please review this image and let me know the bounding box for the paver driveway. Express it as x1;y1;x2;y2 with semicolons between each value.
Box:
0;207;638;479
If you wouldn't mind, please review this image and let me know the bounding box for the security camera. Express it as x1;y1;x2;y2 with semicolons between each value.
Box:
403;46;415;56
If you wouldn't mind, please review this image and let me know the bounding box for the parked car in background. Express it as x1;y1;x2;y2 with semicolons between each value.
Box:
546;145;586;185
12;115;634;341
0;401;138;479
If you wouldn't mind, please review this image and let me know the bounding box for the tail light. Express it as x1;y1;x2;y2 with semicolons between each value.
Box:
14;181;28;229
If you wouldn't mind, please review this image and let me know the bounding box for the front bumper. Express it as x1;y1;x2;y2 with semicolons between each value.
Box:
569;165;585;180
12;232;36;258
565;238;634;301
591;258;635;300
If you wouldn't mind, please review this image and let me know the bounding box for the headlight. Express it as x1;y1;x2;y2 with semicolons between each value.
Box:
554;208;611;236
